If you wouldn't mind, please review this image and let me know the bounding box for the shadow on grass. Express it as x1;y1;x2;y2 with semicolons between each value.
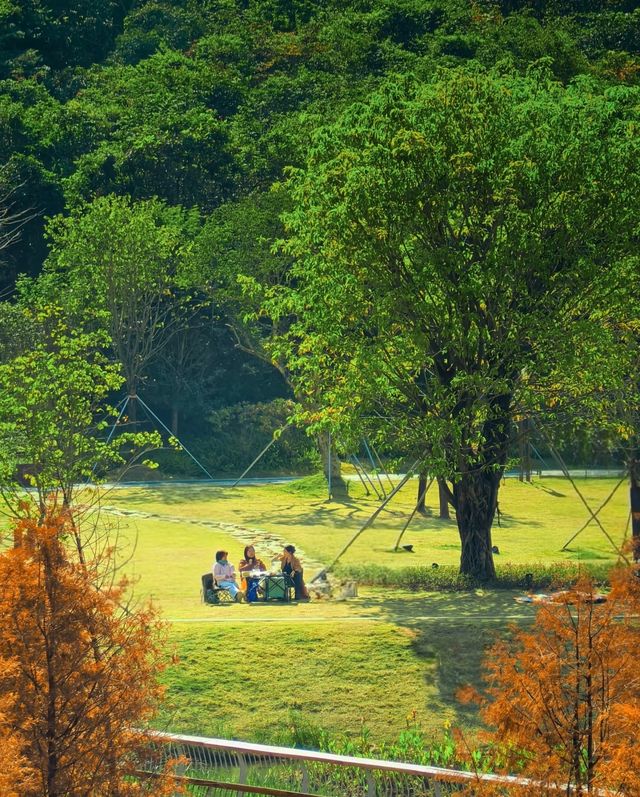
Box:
356;590;537;729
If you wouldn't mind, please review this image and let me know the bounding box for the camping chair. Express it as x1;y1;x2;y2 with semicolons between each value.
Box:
201;573;234;605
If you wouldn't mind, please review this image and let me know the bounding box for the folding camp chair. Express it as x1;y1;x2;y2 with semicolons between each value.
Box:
201;573;234;605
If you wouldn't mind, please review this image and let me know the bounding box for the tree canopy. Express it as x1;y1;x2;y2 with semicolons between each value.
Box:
267;66;640;576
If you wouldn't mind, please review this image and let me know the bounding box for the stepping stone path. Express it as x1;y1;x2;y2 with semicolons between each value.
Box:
101;506;325;575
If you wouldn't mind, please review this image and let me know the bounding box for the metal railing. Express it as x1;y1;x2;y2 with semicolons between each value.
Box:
139;731;541;796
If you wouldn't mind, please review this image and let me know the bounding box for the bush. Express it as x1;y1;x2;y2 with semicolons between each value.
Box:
336;561;611;591
198;399;318;475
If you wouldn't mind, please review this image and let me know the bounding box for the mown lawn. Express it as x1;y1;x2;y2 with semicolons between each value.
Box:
108;475;629;579
92;475;628;743
155;590;535;743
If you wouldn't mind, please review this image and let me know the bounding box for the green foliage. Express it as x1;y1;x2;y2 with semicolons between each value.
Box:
336;561;611;590
277;712;470;771
0;309;160;509
281;472;328;497
38;194;201;394
0;0;133;77
269;65;640;576
61;50;239;209
201;399;317;474
1;0;639;492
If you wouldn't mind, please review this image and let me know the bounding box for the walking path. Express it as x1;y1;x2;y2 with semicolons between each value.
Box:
101;505;325;573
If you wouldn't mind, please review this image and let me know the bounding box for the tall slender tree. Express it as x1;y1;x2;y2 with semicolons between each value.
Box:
40;195;200;424
464;570;640;795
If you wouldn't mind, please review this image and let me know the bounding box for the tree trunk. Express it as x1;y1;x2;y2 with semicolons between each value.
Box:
518;418;532;483
452;467;500;580
451;395;511;580
128;393;137;427
631;455;640;561
171;403;179;436
437;477;450;519
317;431;348;499
417;475;428;514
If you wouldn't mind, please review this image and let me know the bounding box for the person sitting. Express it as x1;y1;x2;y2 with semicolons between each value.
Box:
279;544;309;601
239;545;266;602
213;550;244;602
239;545;266;575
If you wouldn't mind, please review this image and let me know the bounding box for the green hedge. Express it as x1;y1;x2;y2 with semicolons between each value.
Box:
335;561;611;591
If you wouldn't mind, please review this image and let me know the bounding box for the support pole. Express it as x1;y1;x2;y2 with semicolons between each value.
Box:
231;421;292;488
529;442;546;477
561;473;627;550
312;455;424;582
394;477;433;551
86;395;130;483
105;395;130;444
349;455;371;496
534;422;626;560
353;453;382;499
363;439;386;498
369;440;394;490
136;394;217;482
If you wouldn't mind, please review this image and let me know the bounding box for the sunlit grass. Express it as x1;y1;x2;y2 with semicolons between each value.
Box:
73;476;630;743
107;476;629;584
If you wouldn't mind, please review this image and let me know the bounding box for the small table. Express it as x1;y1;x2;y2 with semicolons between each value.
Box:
244;571;293;602
261;573;293;602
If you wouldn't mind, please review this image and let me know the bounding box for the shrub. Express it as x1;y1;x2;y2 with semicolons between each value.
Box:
336;561;610;591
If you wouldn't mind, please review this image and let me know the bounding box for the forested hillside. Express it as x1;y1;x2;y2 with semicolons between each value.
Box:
1;0;639;475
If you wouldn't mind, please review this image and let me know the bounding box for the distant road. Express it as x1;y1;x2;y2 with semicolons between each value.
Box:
100;476;298;489
98;469;625;489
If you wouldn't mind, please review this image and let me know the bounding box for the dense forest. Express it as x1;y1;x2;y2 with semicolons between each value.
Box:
1;0;639;477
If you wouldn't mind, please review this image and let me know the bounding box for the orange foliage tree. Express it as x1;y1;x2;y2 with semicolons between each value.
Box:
0;683;36;795
465;572;640;796
0;508;180;796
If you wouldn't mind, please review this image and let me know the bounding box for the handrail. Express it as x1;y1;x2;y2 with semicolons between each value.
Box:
139;772;325;796
143;730;612;795
144;730;536;790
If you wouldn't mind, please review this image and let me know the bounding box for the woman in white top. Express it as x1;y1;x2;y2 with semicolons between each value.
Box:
213;550;244;601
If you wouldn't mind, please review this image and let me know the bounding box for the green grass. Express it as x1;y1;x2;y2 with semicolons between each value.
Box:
94;475;627;743
155;589;535;743
158;620;431;742
108;476;629;579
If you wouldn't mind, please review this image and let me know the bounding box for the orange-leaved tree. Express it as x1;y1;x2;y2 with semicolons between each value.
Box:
463;572;640;796
0;508;181;797
0;680;36;796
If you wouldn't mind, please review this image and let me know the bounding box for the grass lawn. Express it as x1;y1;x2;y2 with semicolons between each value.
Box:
108;475;629;576
155;590;535;743
93;475;628;743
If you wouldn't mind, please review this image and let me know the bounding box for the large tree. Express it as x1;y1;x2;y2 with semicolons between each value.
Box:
269;66;640;578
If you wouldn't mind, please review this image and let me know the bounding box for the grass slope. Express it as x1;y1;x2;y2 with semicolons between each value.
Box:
98;476;626;743
111;476;628;579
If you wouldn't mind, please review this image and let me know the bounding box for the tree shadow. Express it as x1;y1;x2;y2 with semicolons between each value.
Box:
354;590;537;730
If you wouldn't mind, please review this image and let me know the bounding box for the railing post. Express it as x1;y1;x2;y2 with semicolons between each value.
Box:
238;752;247;797
366;768;376;797
433;781;442;797
300;762;310;794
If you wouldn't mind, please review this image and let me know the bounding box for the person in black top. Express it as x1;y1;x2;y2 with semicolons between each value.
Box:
279;544;308;601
